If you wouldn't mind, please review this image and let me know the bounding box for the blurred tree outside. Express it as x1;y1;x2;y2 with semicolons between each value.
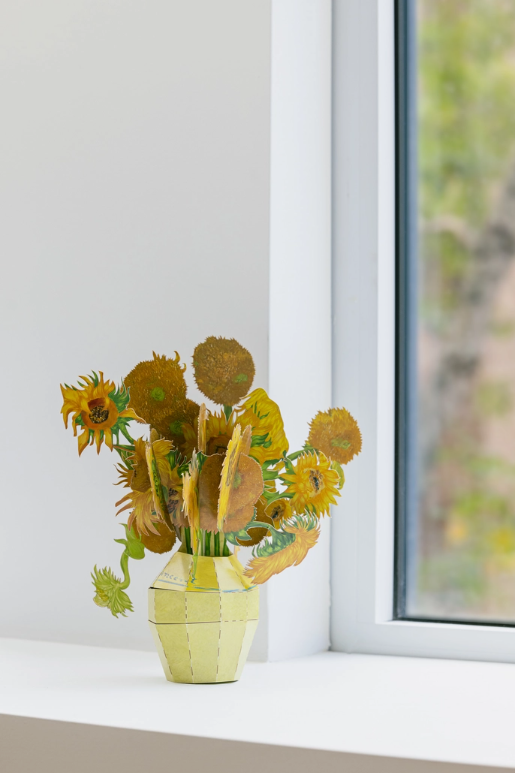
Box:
413;0;515;619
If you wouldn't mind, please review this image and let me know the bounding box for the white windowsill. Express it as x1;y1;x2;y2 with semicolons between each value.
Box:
1;638;514;772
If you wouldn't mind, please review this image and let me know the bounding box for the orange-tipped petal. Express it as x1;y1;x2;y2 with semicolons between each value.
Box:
77;428;91;456
120;407;146;423
104;428;113;451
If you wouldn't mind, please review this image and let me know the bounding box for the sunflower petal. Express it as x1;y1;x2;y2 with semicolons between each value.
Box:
77;428;91;456
217;424;242;530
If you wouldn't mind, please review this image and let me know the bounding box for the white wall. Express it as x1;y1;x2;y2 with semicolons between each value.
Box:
0;0;271;652
0;0;334;661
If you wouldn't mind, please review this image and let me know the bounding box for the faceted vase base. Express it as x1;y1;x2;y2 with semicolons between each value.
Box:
148;552;259;684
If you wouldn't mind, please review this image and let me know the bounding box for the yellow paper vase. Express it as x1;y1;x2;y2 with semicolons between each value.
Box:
149;551;259;683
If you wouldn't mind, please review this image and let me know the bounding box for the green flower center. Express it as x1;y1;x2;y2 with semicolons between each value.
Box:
89;406;109;424
170;420;184;435
151;387;165;402
331;436;351;450
234;373;248;384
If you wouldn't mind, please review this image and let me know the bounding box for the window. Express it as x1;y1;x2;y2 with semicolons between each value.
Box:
331;0;515;662
396;0;515;625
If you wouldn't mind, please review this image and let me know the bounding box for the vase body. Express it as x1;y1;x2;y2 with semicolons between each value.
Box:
149;551;259;684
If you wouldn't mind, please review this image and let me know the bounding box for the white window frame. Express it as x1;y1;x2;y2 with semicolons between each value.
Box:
330;0;515;664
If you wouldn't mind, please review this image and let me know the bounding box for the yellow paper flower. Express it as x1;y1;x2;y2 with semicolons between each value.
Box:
115;437;174;536
198;442;264;534
217;424;243;529
61;372;143;456
307;407;362;465
205;410;238;456
183;452;200;553
193;336;255;406
244;514;320;584
265;497;293;529
235;388;289;465
181;408;237;459
281;451;340;517
124;352;187;426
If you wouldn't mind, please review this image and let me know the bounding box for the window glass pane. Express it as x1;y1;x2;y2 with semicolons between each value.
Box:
401;0;515;622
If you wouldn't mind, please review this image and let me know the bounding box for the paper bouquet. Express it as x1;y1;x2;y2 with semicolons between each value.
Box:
61;337;361;682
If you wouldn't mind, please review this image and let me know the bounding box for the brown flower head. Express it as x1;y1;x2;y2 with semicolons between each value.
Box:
198;450;264;534
193;336;255;406
134;521;176;554
124;352;187;426
307;407;362;465
236;496;272;547
152;398;200;452
198;453;224;532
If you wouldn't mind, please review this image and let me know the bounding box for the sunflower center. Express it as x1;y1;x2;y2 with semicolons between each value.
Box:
331;436;351;450
169;420;184;435
309;470;324;494
271;506;282;521
132;461;151;493
89;405;109;424
234;373;248;384
150;387;165;402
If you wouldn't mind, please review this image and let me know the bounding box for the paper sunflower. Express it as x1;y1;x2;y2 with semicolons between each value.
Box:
152;398;200;452
124;352;188;427
91;566;133;617
265;497;293;529
281;451;340;517
198;426;264;534
182;452;201;553
134;521;176;554
182;408;237;459
115;437;174;535
193;336;255;406
235;388;289;465
308;407;362;465
61;372;143;455
244;514;320;584
234;496;272;546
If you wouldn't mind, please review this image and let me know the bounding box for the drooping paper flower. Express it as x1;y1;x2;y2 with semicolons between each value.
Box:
91;566;133;617
244;514;320;584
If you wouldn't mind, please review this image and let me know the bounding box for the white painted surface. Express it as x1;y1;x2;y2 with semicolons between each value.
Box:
0;0;271;654
267;0;332;660
0;0;334;663
2;638;515;770
331;0;515;663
